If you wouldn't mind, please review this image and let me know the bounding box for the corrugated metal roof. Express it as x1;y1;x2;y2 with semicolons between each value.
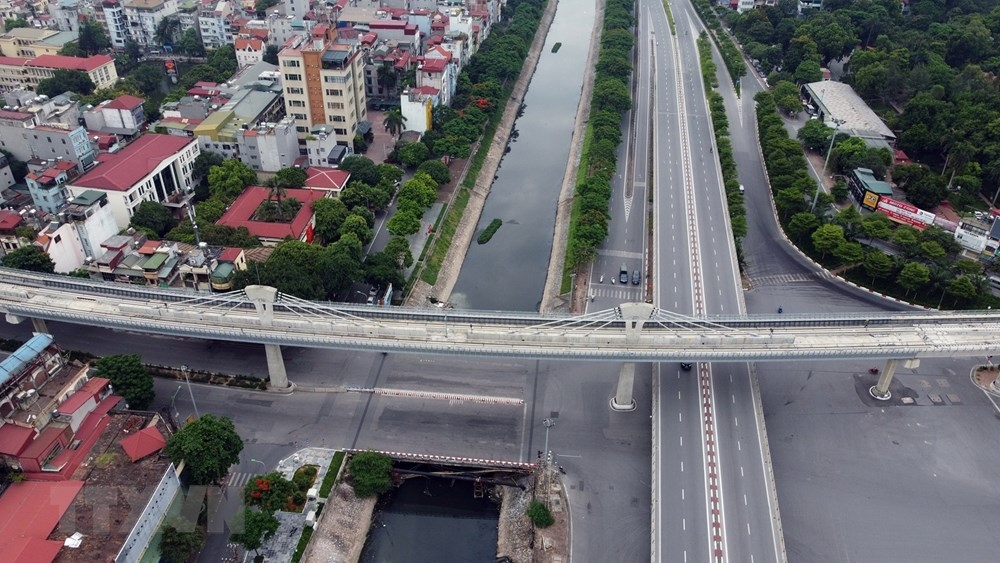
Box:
0;333;54;388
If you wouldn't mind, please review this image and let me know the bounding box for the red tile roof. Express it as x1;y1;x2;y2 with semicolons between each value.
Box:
218;247;243;262
29;54;114;72
55;377;110;415
0;480;84;563
0;110;33;121
247;28;269;40
71;134;195;192
104;94;144;110
0;209;22;230
235;38;264;50
0;423;35;457
217;186;326;241
0;56;29;66
305;166;350;191
119;426;166;462
419;58;448;73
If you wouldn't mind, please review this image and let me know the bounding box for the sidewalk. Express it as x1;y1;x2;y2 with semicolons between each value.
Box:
254;448;338;562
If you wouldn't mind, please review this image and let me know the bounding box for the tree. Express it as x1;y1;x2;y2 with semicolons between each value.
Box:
946;275;978;306
208;159;257;202
384;108;407;137
811;224;846;258
37;70;95;97
383;235;414;269
348;451;393;497
2;246;55;273
897;262;930;297
863;250;894;283
130;201;176;237
861;213;893;242
93;354;154;410
416;159;451;185
178;28;206;57
159;524;204;563
311;198;351;243
78;20;110;55
592;78;631;113
243;471;297;512
797;119;834;151
4;18;28;32
526;499;555;528
786;212;820;242
263;44;280;65
155;16;182;48
387;210;421;236
125;63;165;98
192;152;224;185
273;167;307;189
230;508;279;556
165;414;244;485
833;241;864;265
339;214;372;244
338;156;380;187
397;142;430;167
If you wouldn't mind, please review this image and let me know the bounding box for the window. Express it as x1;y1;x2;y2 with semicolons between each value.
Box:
289;100;305;107
284;73;302;82
282;60;300;67
287;87;303;94
292;113;307;120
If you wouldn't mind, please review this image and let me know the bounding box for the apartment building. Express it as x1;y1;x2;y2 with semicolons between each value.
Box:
278;26;368;145
199;0;233;50
66;134;199;229
82;94;146;136
0;54;120;90
0;108;39;161
25;159;78;214
97;0;130;49
234;117;299;172
27;124;96;172
0;28;66;58
34;189;119;273
235;38;264;68
124;0;179;49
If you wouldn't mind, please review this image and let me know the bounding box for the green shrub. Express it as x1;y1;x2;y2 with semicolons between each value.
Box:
348;451;393;497
318;451;345;498
290;526;314;563
477;218;503;244
526;500;554;528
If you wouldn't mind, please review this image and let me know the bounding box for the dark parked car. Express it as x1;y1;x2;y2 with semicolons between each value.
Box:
619;266;629;284
680;362;693;371
632;270;641;285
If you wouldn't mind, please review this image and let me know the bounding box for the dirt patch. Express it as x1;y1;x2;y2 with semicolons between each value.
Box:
496;469;570;563
304;481;377;563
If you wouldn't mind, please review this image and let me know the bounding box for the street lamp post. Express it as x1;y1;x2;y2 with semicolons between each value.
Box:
249;458;266;472
542;418;555;467
810;118;845;213
170;385;182;420
180;364;200;419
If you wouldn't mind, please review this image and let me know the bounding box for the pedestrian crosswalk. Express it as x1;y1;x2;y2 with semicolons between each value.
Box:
220;543;241;563
589;286;643;300
228;471;254;490
748;271;832;287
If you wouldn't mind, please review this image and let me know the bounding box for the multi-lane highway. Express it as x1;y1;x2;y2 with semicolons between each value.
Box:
634;0;782;560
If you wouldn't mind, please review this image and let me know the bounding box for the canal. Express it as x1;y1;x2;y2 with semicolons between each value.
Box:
450;0;598;311
359;476;501;563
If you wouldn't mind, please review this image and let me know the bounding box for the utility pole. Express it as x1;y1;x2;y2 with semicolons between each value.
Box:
180;364;200;419
811;118;845;213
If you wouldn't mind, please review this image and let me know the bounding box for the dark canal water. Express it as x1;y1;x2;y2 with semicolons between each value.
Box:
451;0;598;311
359;477;501;563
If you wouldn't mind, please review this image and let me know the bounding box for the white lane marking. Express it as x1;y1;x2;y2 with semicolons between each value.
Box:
734;416;739;427
680;436;683;447
679;412;683;422
740;466;745;477
744;494;748;506
737;440;742;451
682;488;685;500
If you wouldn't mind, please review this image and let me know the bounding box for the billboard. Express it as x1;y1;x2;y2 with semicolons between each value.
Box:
163;59;177;77
861;190;880;210
876;196;935;229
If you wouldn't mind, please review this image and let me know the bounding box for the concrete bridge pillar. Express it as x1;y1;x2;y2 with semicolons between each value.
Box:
612;362;636;411
245;285;290;389
610;303;656;412
3;313;48;335
869;358;920;400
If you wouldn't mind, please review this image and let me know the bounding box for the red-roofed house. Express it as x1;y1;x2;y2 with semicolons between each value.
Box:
304;166;351;194
53;377;111;432
67;134;200;229
216;186;328;245
24;54;118;90
417;48;456;106
235;38;264;68
0;480;84;563
119;425;166;462
25;160;79;214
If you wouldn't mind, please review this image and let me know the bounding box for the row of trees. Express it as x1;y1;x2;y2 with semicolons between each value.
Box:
756;90;997;308
726;0;1000;213
566;0;634;268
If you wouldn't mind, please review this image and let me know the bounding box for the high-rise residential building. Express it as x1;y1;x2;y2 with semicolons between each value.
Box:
123;0;180;48
97;0;130;49
198;0;233;50
278;25;368;146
